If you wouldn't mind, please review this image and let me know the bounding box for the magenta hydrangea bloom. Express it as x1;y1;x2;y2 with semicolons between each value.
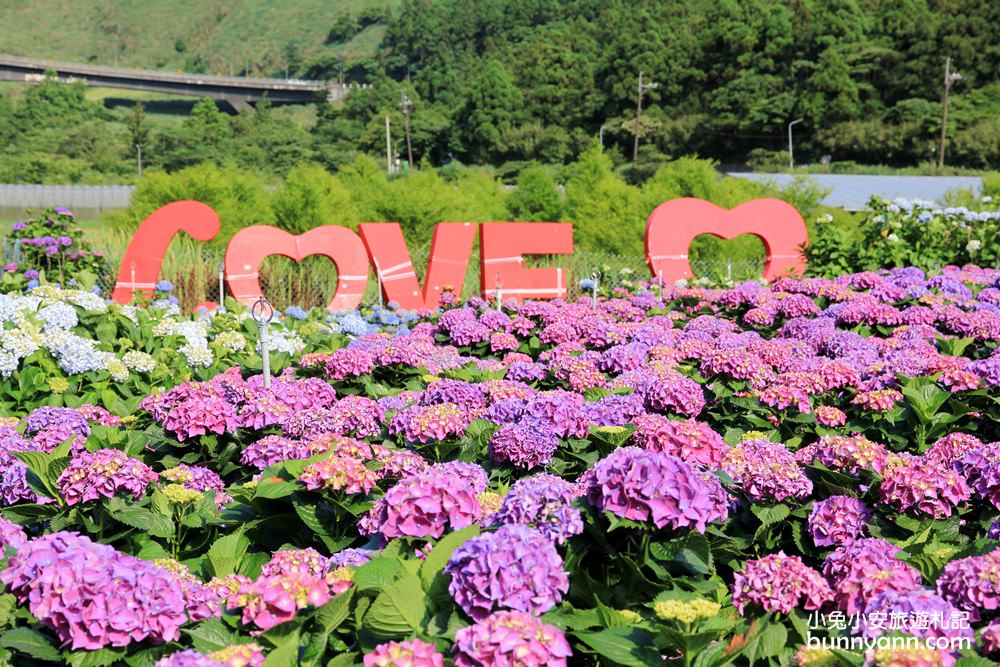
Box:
260;548;329;578
631;415;730;468
363;638;445;667
372;445;429;479
953;443;1000;509
586;447;729;532
982;621;1000;655
796;434;890;475
878;457;970;518
452;610;572;667
300;456;378;495
154;559;223;622
813;405;846;427
428;462;489;493
326;395;385;438
808;496;871;547
488;420;559;469
241;435;314;470
935;549;1000;620
724;439;813;502
644;371;706;417
230;571;331;630
822;538;923;614
161;389;240;441
445;524;569;620
732;552;832;615
155;650;225;667
492;473;582;544
22;406;91;450
388;403;471;443
1;532;189;649
57;448;157;505
362;467;483;539
0;516;27;549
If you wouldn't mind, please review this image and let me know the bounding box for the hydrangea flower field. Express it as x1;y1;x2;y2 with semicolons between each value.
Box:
3;266;1000;667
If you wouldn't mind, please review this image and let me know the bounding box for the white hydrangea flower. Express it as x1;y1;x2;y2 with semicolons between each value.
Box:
179;343;213;368
65;291;107;312
0;351;18;376
37;302;79;330
122;350;157;373
105;358;129;382
213;330;247;353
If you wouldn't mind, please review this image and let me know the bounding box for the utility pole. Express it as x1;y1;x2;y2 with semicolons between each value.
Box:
938;57;962;169
787;118;803;169
135;144;142;178
633;71;658;162
400;89;414;169
385;115;392;174
599;125;607;147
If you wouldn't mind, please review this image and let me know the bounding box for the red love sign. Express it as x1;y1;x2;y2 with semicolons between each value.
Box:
111;197;809;309
224;225;370;310
644;197;807;283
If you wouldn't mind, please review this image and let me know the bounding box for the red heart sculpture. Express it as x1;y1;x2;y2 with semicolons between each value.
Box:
644;197;807;283
225;225;370;310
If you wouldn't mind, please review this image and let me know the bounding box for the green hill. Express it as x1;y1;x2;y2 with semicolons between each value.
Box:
0;0;393;77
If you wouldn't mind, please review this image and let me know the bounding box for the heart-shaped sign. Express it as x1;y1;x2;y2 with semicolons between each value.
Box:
644;197;808;283
225;225;370;310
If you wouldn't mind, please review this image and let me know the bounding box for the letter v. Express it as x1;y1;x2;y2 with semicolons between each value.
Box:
359;222;477;310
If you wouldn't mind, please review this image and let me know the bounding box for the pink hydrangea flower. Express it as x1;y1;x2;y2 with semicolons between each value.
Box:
452;610;572;667
363;638;444;667
299;456;378;494
361;468;483;540
732;552;832;615
57;448;157;505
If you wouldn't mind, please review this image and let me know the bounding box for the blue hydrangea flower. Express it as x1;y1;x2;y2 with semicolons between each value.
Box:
155;280;175;293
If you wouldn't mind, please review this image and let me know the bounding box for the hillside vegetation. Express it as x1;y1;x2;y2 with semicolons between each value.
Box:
0;0;390;77
0;0;997;180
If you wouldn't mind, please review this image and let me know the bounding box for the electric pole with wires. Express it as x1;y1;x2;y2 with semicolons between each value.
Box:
633;71;658;162
937;57;962;169
400;89;414;169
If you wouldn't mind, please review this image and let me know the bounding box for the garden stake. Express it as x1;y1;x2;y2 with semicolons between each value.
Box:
252;295;275;388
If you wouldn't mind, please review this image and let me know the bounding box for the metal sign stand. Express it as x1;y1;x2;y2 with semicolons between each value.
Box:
252;296;275;388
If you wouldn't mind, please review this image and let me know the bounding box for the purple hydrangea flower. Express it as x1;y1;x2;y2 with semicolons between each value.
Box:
822;538;923;614
364;639;444;667
732;552;832;615
488;420;558;469
808;496;871;547
586;447;729;532
361;467;483;539
1;532;189;649
445;524;569;620
935;549;1000;620
492;473;583;544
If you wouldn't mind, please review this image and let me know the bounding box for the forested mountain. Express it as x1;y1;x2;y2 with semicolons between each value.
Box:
1;0;998;178
318;0;1000;169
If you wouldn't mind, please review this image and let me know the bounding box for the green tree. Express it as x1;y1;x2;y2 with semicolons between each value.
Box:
508;165;562;221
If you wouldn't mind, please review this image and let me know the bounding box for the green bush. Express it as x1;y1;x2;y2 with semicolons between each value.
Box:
108;163;275;245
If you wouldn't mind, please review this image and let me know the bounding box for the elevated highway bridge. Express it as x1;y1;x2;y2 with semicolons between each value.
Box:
0;54;360;110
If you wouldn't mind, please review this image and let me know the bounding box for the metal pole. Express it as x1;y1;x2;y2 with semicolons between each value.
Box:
495;273;503;311
599;125;606;146
401;90;414;169
788;118;803;169
252;297;274;388
633;72;643;162
217;261;225;306
938;57;953;169
136;144;142;178
385;115;392;174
